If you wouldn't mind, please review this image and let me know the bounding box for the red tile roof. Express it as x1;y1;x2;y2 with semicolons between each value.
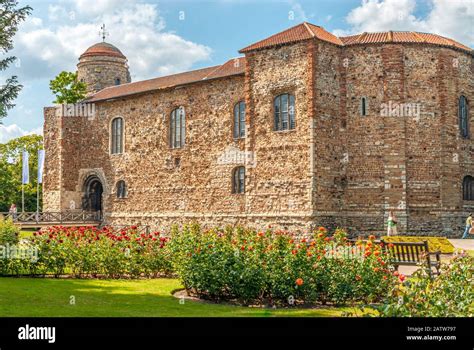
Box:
239;22;472;54
239;22;342;53
86;57;246;102
80;42;126;59
340;31;473;52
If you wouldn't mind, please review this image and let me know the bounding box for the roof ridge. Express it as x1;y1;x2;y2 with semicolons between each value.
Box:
202;65;224;80
388;30;393;42
94;65;222;93
357;32;368;43
411;31;426;43
239;22;315;53
303;22;316;37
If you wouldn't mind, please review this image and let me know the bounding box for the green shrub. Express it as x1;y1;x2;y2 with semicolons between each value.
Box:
0;218;19;245
169;225;396;305
373;254;473;317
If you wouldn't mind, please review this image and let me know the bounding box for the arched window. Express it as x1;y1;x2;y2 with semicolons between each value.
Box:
360;97;368;116
463;176;474;201
111;117;124;154
170;107;185;149
274;94;295;131
233;101;246;138
232;166;245;194
459;96;469;139
115;78;121;86
116;180;127;199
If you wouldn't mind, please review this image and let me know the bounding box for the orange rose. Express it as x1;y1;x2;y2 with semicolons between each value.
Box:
296;278;304;286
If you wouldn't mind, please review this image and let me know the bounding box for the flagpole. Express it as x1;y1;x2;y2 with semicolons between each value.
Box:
22;184;25;213
36;181;39;215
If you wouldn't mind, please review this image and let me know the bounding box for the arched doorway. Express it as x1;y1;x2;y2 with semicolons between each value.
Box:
82;176;103;214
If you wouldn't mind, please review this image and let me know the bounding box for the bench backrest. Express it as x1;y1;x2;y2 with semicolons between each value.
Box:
381;240;430;263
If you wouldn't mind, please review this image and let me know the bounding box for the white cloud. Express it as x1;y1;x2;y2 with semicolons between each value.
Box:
13;1;212;82
289;1;308;22
334;0;474;47
0;124;43;144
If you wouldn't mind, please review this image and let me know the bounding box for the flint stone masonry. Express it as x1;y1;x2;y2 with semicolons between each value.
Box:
43;25;474;237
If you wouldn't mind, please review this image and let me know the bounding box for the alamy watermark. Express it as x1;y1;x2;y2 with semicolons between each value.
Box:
380;101;421;118
0;243;38;262
55;103;96;118
217;145;257;168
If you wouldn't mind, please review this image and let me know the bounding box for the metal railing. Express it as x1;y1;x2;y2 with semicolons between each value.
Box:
0;211;102;224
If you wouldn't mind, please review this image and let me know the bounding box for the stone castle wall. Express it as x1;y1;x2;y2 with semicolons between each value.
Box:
43;39;474;236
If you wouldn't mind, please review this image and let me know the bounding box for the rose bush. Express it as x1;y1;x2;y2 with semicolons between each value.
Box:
0;225;172;278
373;252;474;317
169;224;397;305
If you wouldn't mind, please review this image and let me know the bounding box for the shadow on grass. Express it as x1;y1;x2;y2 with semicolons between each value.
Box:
0;278;355;317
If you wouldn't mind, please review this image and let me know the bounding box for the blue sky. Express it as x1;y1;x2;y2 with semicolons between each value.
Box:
0;0;473;142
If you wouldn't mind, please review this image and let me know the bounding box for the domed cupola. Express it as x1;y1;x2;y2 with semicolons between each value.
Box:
77;35;131;96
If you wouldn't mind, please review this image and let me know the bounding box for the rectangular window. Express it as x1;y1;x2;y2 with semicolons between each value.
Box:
274;99;280;131
239;106;246;137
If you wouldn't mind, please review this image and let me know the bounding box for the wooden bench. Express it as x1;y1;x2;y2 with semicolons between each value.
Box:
380;240;441;278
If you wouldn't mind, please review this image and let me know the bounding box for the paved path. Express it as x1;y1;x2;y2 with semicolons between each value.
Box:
449;238;474;251
398;239;473;276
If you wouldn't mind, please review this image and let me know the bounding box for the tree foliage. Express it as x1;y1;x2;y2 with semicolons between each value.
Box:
0;0;32;120
0;134;43;212
49;71;87;104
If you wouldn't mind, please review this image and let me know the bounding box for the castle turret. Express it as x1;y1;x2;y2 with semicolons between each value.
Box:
77;42;131;96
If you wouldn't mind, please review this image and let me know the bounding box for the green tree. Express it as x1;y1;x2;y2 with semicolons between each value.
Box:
0;0;32;121
0;134;43;212
49;71;87;104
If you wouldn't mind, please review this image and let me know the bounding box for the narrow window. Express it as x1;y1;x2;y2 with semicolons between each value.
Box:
111;117;123;154
459;96;469;138
233;101;246;138
274;94;295;131
232;166;245;194
115;78;121;86
360;97;368;116
170;107;186;149
116;180;127;199
463;176;474;201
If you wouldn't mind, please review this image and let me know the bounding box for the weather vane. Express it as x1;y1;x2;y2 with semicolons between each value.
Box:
99;24;109;42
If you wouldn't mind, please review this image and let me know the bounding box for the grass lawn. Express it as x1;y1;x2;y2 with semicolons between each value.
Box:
0;277;364;317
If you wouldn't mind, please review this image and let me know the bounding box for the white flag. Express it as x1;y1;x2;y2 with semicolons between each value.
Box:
38;150;45;184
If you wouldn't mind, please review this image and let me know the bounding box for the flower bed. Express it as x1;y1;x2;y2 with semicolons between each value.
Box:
0;226;172;278
168;224;399;306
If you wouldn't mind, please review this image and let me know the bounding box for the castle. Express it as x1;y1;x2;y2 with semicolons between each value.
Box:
43;22;474;236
